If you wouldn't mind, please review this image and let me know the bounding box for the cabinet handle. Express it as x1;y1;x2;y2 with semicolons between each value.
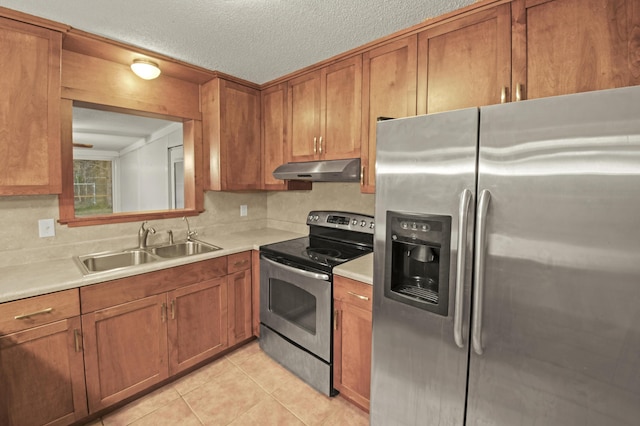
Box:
500;87;508;104
161;303;167;322
171;300;176;320
347;291;369;301
515;83;523;102
313;137;317;153
14;307;53;320
360;166;365;186
334;310;338;330
233;260;249;267
74;329;82;352
319;136;323;154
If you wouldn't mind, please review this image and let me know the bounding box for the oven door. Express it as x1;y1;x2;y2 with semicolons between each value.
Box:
260;254;332;361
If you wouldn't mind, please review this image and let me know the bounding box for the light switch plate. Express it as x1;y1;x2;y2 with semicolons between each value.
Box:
240;205;248;217
38;218;55;238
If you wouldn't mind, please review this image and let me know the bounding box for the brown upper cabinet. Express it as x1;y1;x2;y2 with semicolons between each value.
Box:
512;0;640;100
417;3;512;114
202;77;262;191
0;17;62;195
262;83;289;189
288;56;362;162
360;36;418;193
261;83;312;190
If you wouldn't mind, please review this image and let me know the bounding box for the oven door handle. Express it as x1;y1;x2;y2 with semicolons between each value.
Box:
261;256;330;281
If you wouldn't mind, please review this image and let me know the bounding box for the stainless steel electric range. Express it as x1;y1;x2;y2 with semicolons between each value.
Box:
259;211;374;396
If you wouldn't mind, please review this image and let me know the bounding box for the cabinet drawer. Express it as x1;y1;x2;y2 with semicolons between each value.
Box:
334;276;372;312
227;251;251;273
0;289;80;335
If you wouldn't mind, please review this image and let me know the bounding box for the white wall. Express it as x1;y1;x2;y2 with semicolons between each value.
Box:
119;127;183;212
119;150;139;212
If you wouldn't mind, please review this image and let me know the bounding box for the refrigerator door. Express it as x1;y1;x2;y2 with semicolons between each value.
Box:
468;86;640;425
371;108;478;425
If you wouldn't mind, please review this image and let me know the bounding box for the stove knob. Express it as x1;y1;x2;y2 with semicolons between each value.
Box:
314;215;319;221
352;219;358;226
369;222;375;229
308;215;313;221
360;220;366;227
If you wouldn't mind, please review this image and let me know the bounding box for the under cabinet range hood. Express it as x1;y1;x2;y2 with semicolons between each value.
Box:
272;158;361;182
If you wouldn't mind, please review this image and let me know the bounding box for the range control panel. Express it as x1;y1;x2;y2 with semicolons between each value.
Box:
306;210;375;234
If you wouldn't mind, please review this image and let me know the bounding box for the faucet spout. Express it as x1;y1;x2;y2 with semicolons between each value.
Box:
183;216;197;241
138;221;156;249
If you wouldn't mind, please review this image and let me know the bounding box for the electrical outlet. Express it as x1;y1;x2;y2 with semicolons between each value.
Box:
38;218;55;238
240;205;248;217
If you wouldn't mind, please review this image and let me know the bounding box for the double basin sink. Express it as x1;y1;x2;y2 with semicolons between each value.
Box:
75;239;222;275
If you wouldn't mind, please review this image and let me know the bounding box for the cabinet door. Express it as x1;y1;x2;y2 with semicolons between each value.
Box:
361;36;417;193
0;317;87;426
288;70;322;161
321;55;362;160
202;78;261;191
167;277;228;375
417;4;511;114
262;83;288;189
512;0;640;100
333;298;372;410
221;80;261;190
333;276;373;412
0;17;61;195
82;294;168;413
227;252;251;345
227;269;252;346
262;84;313;191
251;250;261;337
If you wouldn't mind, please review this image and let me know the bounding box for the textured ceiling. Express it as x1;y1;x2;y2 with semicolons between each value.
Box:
0;0;476;84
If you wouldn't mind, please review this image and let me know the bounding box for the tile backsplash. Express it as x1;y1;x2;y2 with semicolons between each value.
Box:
267;182;374;234
0;192;267;268
0;182;374;267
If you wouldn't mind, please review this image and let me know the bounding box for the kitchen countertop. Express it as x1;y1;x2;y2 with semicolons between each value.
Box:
0;228;375;304
0;228;303;304
333;253;373;285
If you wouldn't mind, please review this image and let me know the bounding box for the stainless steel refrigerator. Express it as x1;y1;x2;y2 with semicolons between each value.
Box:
371;86;640;426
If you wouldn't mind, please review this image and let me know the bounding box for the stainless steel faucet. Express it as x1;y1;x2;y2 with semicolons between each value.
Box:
183;216;197;241
138;221;156;249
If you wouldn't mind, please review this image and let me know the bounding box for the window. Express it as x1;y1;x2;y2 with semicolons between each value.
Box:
73;159;114;216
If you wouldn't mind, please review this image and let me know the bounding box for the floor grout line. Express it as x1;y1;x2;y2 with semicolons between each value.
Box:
180;394;205;426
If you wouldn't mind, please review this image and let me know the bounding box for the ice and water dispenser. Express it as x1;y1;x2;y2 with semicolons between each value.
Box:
384;212;451;316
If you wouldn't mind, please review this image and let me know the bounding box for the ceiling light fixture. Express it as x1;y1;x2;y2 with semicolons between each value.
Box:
130;59;161;80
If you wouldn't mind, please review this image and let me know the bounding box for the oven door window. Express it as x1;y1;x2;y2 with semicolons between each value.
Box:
269;278;317;334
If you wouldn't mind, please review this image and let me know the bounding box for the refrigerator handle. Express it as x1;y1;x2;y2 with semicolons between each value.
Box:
454;189;472;348
472;189;491;355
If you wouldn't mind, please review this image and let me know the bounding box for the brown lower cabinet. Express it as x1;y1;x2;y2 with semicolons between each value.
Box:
82;294;170;413
168;278;228;375
80;253;250;414
0;289;88;426
227;251;252;346
333;275;373;412
0;253;254;424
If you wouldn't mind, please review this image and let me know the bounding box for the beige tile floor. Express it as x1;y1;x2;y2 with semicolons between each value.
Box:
84;340;369;426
